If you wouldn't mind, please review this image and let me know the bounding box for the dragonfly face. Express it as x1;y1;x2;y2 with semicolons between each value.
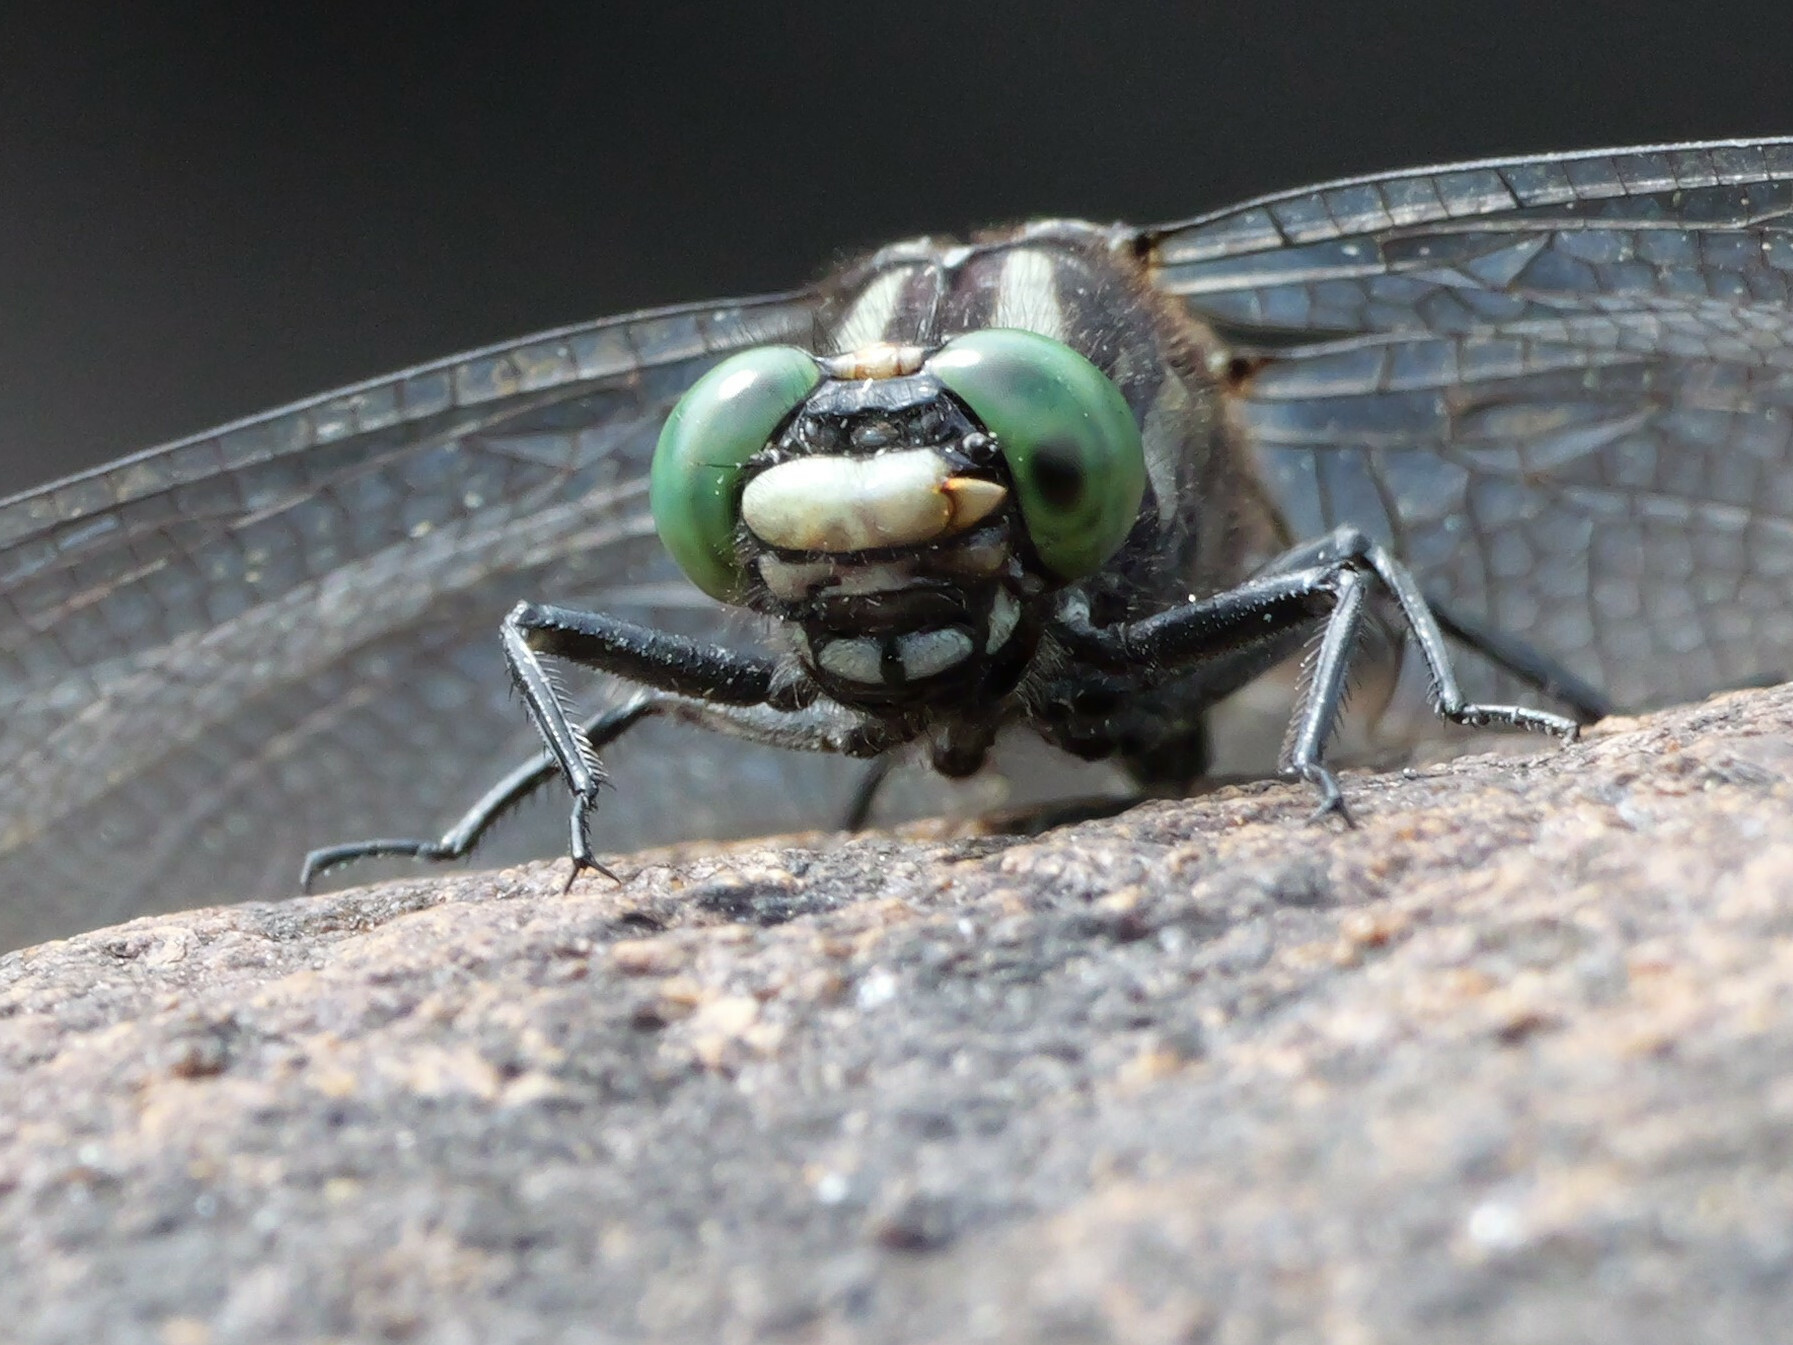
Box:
7;138;1793;948
654;323;1147;710
721;344;1047;709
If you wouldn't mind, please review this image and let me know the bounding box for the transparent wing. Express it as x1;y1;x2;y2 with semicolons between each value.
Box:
0;293;904;946
1147;137;1793;713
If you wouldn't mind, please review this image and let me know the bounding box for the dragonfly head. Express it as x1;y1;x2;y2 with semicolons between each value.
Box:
649;329;1146;704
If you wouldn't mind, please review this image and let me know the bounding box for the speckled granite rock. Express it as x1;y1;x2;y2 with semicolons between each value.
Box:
3;685;1793;1344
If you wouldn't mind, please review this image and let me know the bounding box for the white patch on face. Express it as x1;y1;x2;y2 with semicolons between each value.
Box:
832;267;913;352
831;562;921;595
992;248;1066;341
742;449;1004;553
742;449;948;551
816;637;884;684
985;589;1021;651
897;628;974;680
758;555;837;600
936;539;1010;576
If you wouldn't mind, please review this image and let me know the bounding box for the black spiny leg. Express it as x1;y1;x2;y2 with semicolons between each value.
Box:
304;601;901;891
1049;526;1581;821
1253;527;1609;725
1297;529;1582;741
1427;600;1613;723
501;600;814;881
301;695;658;890
1282;565;1368;821
839;756;896;832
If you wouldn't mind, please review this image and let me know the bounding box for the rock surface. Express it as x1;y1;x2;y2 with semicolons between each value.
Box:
4;685;1793;1343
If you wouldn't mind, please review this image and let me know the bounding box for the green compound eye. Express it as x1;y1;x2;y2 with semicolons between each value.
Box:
650;345;821;600
929;328;1146;581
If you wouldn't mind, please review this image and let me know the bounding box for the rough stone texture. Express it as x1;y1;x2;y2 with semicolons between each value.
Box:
4;685;1793;1344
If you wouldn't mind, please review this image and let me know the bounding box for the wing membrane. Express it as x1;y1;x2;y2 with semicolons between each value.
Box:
0;293;902;947
1147;138;1793;709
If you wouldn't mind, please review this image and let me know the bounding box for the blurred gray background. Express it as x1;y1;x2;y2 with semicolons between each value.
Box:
2;1;1790;496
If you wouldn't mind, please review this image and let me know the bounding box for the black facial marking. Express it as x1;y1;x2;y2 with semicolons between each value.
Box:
880;641;906;687
783;373;980;460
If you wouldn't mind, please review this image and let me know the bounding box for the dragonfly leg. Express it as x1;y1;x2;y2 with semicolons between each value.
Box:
1301;528;1583;742
300;695;658;890
1051;527;1580;819
305;602;902;889
1060;560;1369;816
1425;601;1613;723
1272;531;1583;821
1048;563;1342;805
1055;564;1339;672
1269;527;1594;733
535;692;903;878
501;601;798;881
1282;564;1369;824
839;756;896;832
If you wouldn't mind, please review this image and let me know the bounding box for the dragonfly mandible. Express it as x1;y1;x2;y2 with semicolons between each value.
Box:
5;137;1791;949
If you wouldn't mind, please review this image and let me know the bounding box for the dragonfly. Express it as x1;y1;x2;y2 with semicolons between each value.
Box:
5;137;1792;950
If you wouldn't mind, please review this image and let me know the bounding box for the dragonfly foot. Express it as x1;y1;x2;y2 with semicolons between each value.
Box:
563;794;620;891
561;854;621;892
1296;764;1356;829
